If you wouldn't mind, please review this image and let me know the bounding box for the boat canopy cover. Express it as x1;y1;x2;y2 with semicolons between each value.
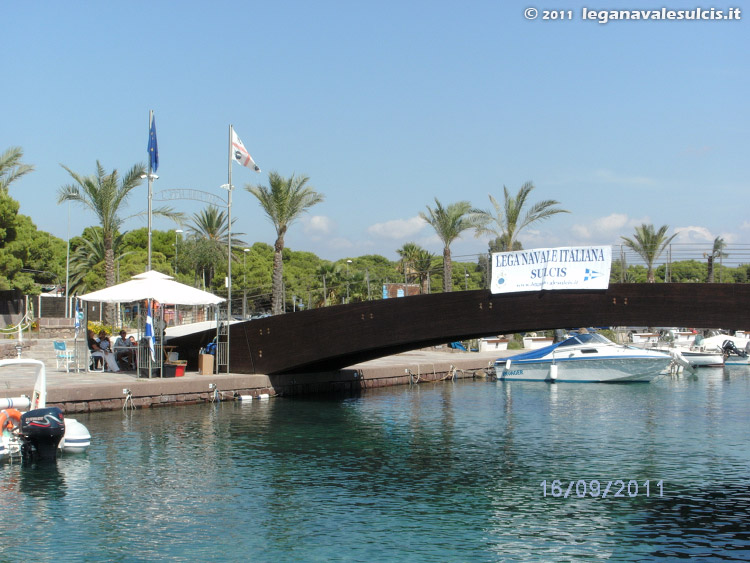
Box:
505;333;611;361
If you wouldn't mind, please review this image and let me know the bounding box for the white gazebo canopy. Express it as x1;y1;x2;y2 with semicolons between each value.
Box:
78;270;225;306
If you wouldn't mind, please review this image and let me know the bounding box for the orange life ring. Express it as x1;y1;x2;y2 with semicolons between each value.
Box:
0;408;22;432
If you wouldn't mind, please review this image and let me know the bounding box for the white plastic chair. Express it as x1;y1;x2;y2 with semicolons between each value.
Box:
88;348;105;372
53;341;76;373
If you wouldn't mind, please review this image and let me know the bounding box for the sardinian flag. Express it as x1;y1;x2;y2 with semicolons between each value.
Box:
231;127;261;172
145;301;155;361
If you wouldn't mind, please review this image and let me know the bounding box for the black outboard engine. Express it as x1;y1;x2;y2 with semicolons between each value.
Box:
20;407;65;462
722;340;748;358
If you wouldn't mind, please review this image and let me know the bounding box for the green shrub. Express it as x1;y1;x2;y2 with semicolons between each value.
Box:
597;329;617;342
87;321;116;337
507;334;523;350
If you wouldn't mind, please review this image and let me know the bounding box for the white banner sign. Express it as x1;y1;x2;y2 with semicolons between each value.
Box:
491;246;612;294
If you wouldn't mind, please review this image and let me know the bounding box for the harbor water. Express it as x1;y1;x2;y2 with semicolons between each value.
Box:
2;368;750;561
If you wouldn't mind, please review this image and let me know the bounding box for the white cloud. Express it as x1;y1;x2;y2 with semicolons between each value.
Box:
302;215;335;237
593;213;630;232
673;226;738;245
571;213;639;241
571;224;592;239
673;226;714;244
367;216;425;240
720;232;738;244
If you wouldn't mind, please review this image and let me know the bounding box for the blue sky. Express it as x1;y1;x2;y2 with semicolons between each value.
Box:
3;1;747;262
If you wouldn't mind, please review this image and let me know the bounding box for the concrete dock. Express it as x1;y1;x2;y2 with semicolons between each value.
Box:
0;347;513;413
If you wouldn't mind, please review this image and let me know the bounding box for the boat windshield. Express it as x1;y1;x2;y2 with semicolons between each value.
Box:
499;332;616;363
558;333;611;347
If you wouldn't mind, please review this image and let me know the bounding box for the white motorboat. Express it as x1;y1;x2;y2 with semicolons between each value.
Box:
696;334;750;366
670;349;724;369
0;359;91;461
496;333;672;383
651;345;724;369
629;330;724;369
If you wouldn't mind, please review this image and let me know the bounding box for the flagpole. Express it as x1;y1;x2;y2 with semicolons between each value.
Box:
147;110;154;271
65;201;70;317
226;125;233;376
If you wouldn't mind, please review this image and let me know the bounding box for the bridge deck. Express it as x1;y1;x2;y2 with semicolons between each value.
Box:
170;284;750;374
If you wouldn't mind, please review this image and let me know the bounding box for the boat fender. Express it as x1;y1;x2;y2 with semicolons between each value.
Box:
505;359;511;370
0;408;23;432
549;364;558;382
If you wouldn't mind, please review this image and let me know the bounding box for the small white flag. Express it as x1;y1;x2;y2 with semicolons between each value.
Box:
231;128;261;172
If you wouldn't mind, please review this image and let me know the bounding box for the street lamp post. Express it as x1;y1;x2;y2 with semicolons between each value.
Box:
139;171;159;270
219;183;233;376
174;229;183;275
346;259;352;303
243;248;250;319
65;202;70;317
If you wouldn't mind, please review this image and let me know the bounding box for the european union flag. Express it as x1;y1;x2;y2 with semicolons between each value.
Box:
148;115;159;172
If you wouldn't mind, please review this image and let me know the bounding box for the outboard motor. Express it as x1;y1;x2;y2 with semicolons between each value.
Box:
20;407;65;462
722;340;748;358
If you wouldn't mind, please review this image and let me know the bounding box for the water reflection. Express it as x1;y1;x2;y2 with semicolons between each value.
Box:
1;371;749;560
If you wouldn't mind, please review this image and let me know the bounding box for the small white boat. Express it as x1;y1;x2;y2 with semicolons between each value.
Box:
630;330;724;369
496;333;672;383
659;347;724;369
1;359;91;462
697;335;750;366
679;350;724;368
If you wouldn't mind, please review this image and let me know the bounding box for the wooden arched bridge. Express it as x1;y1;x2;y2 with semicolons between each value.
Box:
171;283;750;375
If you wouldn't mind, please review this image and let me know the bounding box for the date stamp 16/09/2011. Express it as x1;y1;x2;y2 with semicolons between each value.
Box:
541;479;664;499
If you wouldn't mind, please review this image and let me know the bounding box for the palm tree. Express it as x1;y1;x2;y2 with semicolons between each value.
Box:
472;181;569;252
488;233;522;253
315;263;336;307
0;147;34;192
186;205;246;288
245;172;324;315
621;224;677;283
347;270;367;302
58;161;181;321
705;236;728;283
189;206;245;246
396;242;422;287
419;199;477;292
396;243;434;294
413;249;435;294
58;162;145;296
67;229;132;294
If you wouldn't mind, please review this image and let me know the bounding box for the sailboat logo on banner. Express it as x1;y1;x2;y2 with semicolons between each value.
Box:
584;268;602;281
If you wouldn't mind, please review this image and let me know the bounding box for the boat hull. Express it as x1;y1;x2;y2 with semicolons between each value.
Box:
499;356;669;382
664;348;725;368
699;335;750;366
0;359;91;461
682;351;725;368
723;356;750;366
